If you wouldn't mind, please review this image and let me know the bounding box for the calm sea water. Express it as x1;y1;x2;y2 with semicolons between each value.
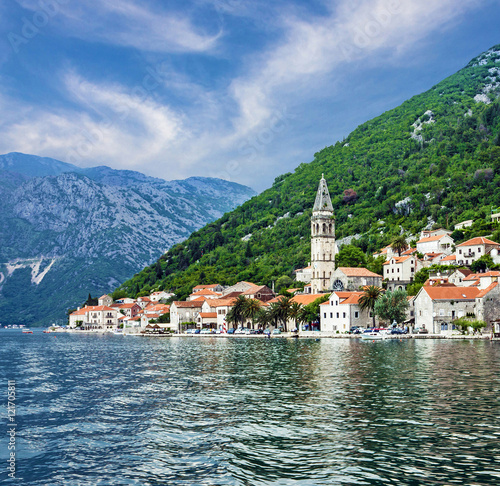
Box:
0;330;499;485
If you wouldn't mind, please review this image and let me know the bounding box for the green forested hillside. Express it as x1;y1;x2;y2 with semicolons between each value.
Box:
117;45;500;301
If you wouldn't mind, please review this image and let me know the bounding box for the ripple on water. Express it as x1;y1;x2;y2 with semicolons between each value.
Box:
0;332;499;485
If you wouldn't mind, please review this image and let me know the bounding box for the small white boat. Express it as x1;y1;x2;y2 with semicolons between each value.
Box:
361;331;387;341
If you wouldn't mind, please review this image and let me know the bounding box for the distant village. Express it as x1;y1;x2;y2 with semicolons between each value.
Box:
69;176;500;338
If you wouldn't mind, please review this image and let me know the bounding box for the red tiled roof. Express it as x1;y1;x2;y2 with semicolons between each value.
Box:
423;286;480;300
199;312;217;318
457;237;499;247
193;284;221;290
338;267;381;277
203;298;237;307
291;294;327;305
441;254;456;261
476;282;499;298
417;234;450;244
173;301;204;308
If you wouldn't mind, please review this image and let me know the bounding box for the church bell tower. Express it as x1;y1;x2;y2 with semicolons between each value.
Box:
311;175;336;293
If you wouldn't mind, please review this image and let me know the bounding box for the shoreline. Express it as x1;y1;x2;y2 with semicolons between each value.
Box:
42;329;497;340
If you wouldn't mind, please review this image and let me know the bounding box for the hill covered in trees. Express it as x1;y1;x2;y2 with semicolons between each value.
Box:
115;44;500;301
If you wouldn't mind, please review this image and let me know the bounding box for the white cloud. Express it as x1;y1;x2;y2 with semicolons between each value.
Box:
15;0;221;53
0;0;489;189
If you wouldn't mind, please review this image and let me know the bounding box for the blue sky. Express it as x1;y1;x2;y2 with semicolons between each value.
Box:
1;0;500;191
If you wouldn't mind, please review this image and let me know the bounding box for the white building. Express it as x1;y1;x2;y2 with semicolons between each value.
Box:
320;291;375;332
455;237;500;266
416;233;454;255
383;254;424;291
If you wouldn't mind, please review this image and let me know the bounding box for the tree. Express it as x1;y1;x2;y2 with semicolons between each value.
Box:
288;301;303;330
275;275;294;294
226;295;248;328
275;295;293;331
336;244;367;268
358;285;382;327
243;298;262;328
374;289;409;325
391;235;408;256
453;317;487;334
470;255;495;273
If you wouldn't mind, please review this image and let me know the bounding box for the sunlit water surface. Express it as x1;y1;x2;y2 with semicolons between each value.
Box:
0;331;499;485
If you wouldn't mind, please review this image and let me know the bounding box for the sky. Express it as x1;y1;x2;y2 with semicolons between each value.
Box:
0;1;500;191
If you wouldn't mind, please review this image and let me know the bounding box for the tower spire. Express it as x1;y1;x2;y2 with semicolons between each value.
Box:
313;174;333;212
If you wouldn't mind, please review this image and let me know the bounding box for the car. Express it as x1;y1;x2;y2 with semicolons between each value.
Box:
235;328;246;334
227;328;235;334
272;329;281;335
200;328;214;334
185;328;198;334
391;328;406;335
263;329;271;335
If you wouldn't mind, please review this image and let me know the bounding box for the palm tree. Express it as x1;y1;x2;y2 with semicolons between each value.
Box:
227;295;248;329
288;301;303;331
244;298;262;329
275;295;293;332
358;285;382;328
391;235;408;256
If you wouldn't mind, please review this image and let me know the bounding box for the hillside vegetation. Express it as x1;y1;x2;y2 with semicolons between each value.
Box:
117;45;500;301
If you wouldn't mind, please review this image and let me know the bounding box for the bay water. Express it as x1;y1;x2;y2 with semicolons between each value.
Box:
1;331;499;485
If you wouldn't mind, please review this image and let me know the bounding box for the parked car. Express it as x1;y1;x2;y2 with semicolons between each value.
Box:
264;329;271;335
391;328;406;335
350;326;362;334
272;329;281;335
235;328;246;334
227;328;235;334
185;329;198;334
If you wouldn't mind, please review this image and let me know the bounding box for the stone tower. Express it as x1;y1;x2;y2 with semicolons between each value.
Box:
311;175;336;293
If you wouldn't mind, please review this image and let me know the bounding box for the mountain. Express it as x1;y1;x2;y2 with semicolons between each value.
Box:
0;153;256;325
117;44;500;300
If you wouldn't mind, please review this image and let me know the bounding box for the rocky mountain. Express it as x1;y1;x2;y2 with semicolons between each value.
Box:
118;44;500;300
0;153;256;325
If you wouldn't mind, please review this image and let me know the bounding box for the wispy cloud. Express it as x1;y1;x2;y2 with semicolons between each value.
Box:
0;0;491;189
15;0;221;53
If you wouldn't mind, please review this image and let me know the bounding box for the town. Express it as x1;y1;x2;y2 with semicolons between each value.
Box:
68;176;500;339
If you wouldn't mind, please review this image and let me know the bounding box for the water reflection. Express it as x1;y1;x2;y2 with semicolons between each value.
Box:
0;332;499;485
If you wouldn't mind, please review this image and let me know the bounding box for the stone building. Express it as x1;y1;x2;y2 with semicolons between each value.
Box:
330;267;382;292
311;175;336;293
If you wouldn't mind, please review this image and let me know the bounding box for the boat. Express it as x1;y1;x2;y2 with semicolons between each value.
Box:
361;330;387;341
22;329;33;334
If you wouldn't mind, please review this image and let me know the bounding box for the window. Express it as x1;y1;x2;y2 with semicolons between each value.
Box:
343;312;346;318
439;309;444;316
330;313;333;318
459;249;462;254
323;313;326;318
478;248;481;253
354;311;359;318
336;313;339;318
397;268;400;272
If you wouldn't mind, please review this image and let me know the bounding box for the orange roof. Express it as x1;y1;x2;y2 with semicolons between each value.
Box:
417;234;450;244
337;267;381;277
457;237;499;247
193;284;221;290
290;294;328;305
476;282;499;298
117;303;138;309
199;312;217;318
242;285;271;295
383;255;414;265
173;301;204;308
203;298;237;307
71;308;87;316
99;294;110;299
441;254;456;261
295;265;312;271
189;289;220;297
423;286;480;300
